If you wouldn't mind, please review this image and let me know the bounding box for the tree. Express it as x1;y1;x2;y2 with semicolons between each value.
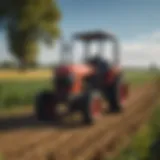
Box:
0;0;61;69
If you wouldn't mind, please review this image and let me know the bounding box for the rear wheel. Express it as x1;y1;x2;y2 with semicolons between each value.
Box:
106;76;125;113
35;90;57;121
80;92;103;125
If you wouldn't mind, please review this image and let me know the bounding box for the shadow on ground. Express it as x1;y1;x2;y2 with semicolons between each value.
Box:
0;114;99;132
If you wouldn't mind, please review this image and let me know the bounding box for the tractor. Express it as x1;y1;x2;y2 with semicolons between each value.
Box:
35;30;129;125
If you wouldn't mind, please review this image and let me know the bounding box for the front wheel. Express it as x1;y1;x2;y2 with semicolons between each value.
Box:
107;77;128;113
35;90;57;121
80;92;103;125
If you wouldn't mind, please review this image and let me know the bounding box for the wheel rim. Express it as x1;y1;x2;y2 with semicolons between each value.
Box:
90;96;102;118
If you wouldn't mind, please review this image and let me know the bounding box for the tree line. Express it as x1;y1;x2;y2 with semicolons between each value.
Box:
0;0;61;70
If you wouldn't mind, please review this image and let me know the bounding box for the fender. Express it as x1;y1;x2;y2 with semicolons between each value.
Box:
105;67;121;85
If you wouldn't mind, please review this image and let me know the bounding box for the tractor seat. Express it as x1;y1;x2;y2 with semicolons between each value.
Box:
87;56;110;74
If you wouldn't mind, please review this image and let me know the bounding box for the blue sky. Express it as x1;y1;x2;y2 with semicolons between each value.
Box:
58;0;160;39
0;0;160;67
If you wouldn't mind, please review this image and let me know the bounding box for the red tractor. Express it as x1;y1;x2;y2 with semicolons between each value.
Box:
35;31;129;125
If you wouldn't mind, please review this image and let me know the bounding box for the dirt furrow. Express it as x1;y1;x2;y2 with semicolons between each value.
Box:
0;82;157;160
0;129;61;154
15;133;75;160
54;83;154;156
80;89;159;160
4;133;63;158
106;103;159;159
16;83;149;159
69;87;157;159
53;83;158;159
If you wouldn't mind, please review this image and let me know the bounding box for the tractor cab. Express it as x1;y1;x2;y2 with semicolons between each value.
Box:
55;31;121;95
73;30;120;66
35;30;128;125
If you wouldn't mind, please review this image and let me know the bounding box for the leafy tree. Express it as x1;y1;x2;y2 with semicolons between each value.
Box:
0;0;61;69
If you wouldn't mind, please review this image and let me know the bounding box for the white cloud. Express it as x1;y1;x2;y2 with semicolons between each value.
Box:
0;30;160;68
121;32;160;67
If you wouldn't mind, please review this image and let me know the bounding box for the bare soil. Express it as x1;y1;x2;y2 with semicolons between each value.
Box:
0;81;159;160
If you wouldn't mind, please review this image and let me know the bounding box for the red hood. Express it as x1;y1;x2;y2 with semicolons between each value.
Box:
55;64;95;77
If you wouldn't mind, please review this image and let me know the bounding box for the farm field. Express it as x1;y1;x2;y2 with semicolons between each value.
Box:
0;69;159;160
0;69;155;115
0;69;51;80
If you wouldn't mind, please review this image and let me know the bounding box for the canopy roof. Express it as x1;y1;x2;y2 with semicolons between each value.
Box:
73;30;115;41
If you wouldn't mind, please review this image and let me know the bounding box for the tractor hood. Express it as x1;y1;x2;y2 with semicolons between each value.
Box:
55;64;95;77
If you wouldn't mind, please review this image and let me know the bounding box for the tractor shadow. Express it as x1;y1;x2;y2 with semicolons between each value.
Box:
0;113;96;132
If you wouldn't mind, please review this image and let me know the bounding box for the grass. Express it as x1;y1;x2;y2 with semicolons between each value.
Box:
124;70;156;86
0;69;51;80
110;101;160;160
0;155;3;160
0;79;52;109
0;70;156;112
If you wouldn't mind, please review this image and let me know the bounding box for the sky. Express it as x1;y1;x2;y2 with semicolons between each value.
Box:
0;0;160;67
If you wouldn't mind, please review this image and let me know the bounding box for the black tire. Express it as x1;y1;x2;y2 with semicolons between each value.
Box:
80;92;103;125
107;76;123;113
35;90;56;121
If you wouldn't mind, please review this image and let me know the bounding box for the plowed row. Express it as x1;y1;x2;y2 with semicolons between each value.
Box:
0;81;159;160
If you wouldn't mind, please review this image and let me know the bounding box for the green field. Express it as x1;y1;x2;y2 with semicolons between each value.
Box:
0;79;51;108
0;70;159;159
0;70;156;111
